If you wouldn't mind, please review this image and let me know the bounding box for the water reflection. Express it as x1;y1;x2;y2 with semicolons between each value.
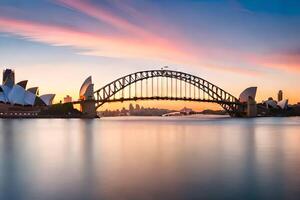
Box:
0;117;300;199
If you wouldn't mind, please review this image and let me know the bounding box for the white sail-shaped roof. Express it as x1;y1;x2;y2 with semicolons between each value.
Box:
27;87;39;95
79;76;92;100
278;99;288;110
17;80;28;89
239;87;257;103
40;94;55;106
8;85;26;105
0;85;11;102
24;90;36;106
0;92;6;103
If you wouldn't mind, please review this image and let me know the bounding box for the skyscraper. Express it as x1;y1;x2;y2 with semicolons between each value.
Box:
3;69;15;88
278;90;283;102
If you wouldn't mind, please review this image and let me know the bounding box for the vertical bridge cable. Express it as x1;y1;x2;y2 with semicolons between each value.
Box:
189;78;191;99
175;78;177;99
161;76;163;97
135;74;137;98
171;77;173;98
180;79;182;98
185;79;187;99
146;78;148;98
166;77;168;97
157;76;159;97
152;77;154;97
197;82;199;99
193;81;196;99
203;82;205;100
122;78;124;99
141;79;143;98
129;80;131;98
113;83;116;100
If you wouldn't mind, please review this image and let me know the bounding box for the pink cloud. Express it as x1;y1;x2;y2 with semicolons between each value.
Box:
54;0;263;75
0;1;262;77
55;0;200;61
57;0;165;42
245;51;300;73
0;16;189;60
1;1;298;78
57;0;143;34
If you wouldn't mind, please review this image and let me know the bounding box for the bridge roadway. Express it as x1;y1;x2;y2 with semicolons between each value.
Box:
73;96;241;105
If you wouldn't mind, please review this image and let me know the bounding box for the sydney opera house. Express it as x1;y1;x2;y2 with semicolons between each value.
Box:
0;69;55;117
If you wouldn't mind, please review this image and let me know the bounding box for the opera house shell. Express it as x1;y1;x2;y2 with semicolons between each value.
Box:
264;99;289;110
0;84;55;106
277;99;288;110
0;69;55;116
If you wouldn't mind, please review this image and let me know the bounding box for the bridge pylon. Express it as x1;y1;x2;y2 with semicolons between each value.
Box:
78;76;98;118
80;100;97;118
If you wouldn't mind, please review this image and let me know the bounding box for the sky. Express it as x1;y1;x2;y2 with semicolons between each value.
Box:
0;0;299;111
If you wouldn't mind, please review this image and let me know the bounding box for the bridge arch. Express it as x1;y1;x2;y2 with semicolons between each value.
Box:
93;70;241;116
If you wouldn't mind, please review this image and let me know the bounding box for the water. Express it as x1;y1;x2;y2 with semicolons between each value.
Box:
0;116;300;200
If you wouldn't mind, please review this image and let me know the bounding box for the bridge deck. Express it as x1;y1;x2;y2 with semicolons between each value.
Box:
73;97;241;105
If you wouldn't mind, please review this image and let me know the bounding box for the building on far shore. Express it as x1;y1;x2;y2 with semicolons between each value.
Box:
278;90;283;102
64;95;72;103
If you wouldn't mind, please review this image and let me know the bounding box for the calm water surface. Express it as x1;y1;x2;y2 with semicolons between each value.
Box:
0;116;300;200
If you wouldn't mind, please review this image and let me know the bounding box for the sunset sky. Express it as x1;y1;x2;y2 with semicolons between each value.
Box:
0;0;299;111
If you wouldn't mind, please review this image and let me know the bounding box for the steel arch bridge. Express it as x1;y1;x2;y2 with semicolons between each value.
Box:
92;69;242;116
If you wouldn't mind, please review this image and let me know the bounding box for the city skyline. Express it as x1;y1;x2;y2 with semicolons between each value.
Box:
0;0;299;110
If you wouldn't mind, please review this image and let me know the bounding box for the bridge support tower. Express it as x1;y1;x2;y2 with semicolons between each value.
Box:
247;98;257;117
80;100;98;118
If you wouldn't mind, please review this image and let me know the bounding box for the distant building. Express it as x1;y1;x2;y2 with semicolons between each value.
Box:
278;90;283;102
180;107;193;114
64;95;72;103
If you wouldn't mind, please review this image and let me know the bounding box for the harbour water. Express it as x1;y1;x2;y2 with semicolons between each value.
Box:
0;116;300;199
